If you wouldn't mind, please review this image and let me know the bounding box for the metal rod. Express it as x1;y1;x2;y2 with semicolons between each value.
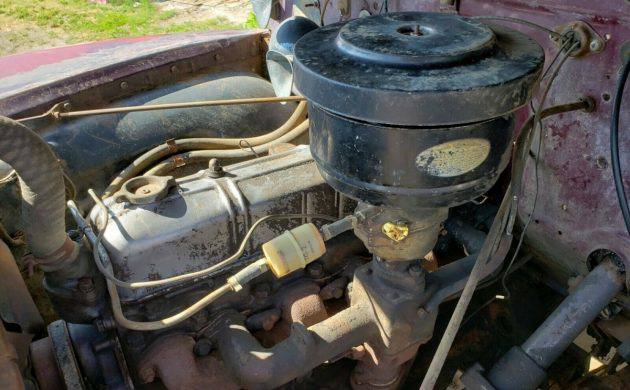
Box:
420;184;513;390
485;259;624;390
521;260;624;368
52;95;306;118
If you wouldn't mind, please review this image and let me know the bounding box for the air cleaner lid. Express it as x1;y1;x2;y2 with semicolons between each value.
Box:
293;12;544;126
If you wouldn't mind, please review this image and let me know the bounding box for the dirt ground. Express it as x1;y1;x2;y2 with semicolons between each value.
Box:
158;0;251;25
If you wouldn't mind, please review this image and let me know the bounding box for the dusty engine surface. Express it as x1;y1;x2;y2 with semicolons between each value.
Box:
0;3;629;390
94;146;344;303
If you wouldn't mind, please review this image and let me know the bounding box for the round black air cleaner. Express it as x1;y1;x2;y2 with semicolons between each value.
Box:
293;12;544;208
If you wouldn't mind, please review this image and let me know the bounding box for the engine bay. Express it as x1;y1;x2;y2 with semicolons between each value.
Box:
0;2;629;390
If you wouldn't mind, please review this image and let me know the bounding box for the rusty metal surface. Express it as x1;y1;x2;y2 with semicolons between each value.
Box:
0;240;44;334
320;276;348;301
138;334;239;389
257;281;329;345
0;322;24;390
214;303;377;389
453;0;630;278
4;332;32;373
213;253;475;389
47;320;85;389
276;281;328;326
0;29;268;118
30;337;64;390
352;342;420;390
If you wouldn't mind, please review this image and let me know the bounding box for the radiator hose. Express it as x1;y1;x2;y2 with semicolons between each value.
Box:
0;116;74;263
0;116;101;322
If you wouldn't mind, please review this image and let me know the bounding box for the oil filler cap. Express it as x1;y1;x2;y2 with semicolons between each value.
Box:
293;12;544;126
120;175;175;205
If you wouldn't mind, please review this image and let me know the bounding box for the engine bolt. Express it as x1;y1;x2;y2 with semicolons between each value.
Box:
95;316;117;332
307;262;324;278
589;39;603;52
193;338;213;356
208;158;224;178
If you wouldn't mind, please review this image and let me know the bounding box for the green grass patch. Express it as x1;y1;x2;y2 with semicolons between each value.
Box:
0;0;252;45
245;11;259;28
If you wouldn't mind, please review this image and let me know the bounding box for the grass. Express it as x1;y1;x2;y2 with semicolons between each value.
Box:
0;0;259;56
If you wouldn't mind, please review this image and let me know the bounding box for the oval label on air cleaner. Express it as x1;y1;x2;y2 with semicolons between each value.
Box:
415;138;490;177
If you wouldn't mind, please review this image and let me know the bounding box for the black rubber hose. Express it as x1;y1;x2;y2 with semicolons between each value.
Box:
0;116;68;258
611;57;630;236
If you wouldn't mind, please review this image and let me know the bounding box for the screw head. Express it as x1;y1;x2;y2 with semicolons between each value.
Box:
120;81;129;90
589;39;603;52
170;65;179;73
307;262;324;278
207;158;224;178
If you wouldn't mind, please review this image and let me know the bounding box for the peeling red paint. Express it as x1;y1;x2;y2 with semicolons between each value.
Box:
0;29;266;117
0;36;158;78
457;0;630;273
